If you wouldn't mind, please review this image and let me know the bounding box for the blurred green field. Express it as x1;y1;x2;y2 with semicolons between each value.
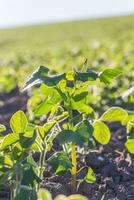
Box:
0;15;134;100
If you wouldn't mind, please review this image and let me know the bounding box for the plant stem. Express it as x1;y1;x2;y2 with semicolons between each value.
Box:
38;149;46;189
71;143;77;193
10;183;14;200
68;100;77;193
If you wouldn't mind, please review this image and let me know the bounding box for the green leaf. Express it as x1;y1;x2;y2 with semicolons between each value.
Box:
41;73;66;86
38;189;52;200
55;194;88;200
93;121;110;145
19;131;37;148
99;68;121;84
85;167;96;184
10;110;28;133
71;98;93;115
1;133;19;150
0;124;6;133
101;107;128;123
23;65;66;90
38;121;56;139
75;70;98;82
47;151;72;174
57;130;74;145
125;139;134;154
0;155;13;167
70;114;83;126
34;101;54;116
34;93;60;116
21;165;41;187
127;121;134;133
73;91;88;102
57;121;93;146
76;121;94;146
23;66;49;91
124;111;134;124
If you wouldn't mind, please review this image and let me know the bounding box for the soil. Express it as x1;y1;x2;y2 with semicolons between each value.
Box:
0;86;28;134
0;88;134;200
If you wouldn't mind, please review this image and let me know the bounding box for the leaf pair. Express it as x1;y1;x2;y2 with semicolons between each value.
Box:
23;66;121;92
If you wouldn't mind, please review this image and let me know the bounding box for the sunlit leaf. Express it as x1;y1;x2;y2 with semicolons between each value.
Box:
99;68;121;84
101;107;128;123
38;189;52;200
85;167;96;184
93;121;110;144
1;133;19;150
10;110;28;133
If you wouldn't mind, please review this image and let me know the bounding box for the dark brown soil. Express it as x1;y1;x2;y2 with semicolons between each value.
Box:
0;86;28;134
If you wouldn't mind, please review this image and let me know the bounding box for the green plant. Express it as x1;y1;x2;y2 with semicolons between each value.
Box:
0;111;39;199
23;65;127;193
0;107;68;199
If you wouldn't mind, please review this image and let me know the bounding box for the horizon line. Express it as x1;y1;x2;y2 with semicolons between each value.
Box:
0;12;134;31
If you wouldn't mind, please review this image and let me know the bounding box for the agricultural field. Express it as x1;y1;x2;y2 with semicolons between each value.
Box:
0;15;134;200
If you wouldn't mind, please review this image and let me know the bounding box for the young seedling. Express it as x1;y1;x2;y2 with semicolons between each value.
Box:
23;65;126;193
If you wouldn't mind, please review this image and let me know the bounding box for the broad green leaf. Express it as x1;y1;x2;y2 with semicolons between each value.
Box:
101;107;128;123
19;131;37;148
1;133;19;150
41;73;66;86
47;151;72;174
21;165;41;187
75;70;98;82
10;110;28;133
124;111;134;124
34;101;54;116
23;66;49;91
38;121;56;139
125;139;134;154
99;68;121;84
73;91;88;102
55;194;88;200
93;121;110;144
57;130;74;145
0;124;6;133
57;121;93;146
23;66;66;90
0;155;13;167
70;114;83;126
38;189;52;200
54;195;68;200
68;195;88;200
71;98;93;115
34;93;60;116
85;167;96;184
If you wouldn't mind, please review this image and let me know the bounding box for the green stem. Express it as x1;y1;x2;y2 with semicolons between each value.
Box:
71;143;77;193
38;149;46;189
68;101;77;193
10;182;14;200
